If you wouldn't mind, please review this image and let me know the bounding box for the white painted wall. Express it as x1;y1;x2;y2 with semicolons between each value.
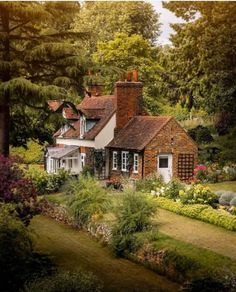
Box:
95;113;116;149
56;138;95;148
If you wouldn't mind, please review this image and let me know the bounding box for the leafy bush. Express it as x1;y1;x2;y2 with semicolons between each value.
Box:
136;173;163;193
24;270;102;292
111;234;141;257
155;197;236;231
67;176;109;227
178;184;218;207
111;191;156;257
0;156;37;225
26;165;68;194
113;191;157;235
80;165;95;177
230;197;236;207
0;205;52;292
188;125;213;144
10;140;44;164
218;191;236;206
155;180;184;200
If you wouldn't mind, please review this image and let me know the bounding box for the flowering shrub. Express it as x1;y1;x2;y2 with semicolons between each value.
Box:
25;165;68;194
155;180;184;200
0;156;37;225
178;184;218;207
194;163;236;183
152;180;218;208
136;173;163;193
194;165;208;182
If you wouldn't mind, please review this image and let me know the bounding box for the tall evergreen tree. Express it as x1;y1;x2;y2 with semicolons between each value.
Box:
0;2;87;155
161;1;236;131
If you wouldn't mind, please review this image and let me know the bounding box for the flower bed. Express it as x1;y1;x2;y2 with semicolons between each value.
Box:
155;197;236;231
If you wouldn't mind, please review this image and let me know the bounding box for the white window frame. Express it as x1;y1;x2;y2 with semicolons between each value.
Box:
121;151;129;172
80;115;86;139
81;153;86;169
112;151;118;170
133;153;139;173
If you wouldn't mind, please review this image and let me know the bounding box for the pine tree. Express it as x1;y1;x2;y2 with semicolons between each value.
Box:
0;2;87;155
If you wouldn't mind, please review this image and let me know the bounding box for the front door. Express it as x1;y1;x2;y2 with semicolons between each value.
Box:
157;154;173;183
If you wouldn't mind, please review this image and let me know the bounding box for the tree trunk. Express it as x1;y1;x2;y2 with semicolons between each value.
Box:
0;103;10;156
0;7;10;156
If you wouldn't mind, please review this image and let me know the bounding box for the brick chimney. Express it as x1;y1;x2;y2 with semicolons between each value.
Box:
115;71;143;134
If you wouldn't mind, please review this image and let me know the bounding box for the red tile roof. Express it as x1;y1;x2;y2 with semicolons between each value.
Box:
56;95;116;140
107;116;172;151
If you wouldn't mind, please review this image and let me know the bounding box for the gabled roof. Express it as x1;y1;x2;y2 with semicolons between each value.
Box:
57;95;116;140
47;146;79;159
107;116;172;151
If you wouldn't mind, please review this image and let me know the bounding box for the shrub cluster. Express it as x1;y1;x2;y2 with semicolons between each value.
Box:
154;182;218;207
24;270;102;292
136;173;163;193
194;163;236;183
155;197;236;231
67;176;109;227
0;155;37;225
0;205;52;292
111;191;157;257
25;165;68;194
217;191;236;207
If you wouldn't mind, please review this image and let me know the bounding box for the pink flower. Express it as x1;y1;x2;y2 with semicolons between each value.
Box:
197;164;207;171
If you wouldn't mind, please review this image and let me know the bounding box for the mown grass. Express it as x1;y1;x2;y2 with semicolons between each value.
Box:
137;230;236;279
31;215;179;292
206;181;236;192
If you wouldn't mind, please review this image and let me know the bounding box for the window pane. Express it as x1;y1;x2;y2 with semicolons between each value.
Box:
159;158;168;168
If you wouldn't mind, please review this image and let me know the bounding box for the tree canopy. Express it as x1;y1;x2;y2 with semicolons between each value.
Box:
160;1;236;130
0;2;87;154
74;1;160;53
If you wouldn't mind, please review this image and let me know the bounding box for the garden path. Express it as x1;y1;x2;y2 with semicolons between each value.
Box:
30;215;179;292
155;208;236;260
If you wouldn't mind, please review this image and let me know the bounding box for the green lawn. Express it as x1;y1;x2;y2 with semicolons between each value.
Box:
30;215;179;292
137;230;236;279
206;181;236;192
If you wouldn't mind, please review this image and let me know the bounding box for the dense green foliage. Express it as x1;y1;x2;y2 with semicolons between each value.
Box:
67;176;109;227
161;1;236;130
0;2;87;153
0;205;52;292
25;165;68;194
10;140;44;164
155;197;236;231
24;270;102;292
74;1;160;52
136;174;163;193
0;155;37;225
111;191;157;256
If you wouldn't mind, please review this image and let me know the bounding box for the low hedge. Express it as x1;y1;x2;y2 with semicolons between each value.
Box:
155;197;236;231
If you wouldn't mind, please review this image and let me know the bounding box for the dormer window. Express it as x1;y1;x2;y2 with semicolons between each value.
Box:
59;124;70;137
80;115;86;139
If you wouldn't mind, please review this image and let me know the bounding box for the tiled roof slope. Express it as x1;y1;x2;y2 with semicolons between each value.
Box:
82;95;116;140
107;116;172;151
57;95;116;140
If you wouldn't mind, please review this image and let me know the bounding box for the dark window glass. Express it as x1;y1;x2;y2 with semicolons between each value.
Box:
159;158;168;168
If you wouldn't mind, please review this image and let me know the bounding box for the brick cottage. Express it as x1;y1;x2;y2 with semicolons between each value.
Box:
46;74;198;183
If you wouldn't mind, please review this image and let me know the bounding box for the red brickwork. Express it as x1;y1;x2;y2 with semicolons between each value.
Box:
144;119;198;180
115;81;143;133
109;149;143;181
108;119;198;182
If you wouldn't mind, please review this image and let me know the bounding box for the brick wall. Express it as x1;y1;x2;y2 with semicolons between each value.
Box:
115;81;143;133
144;119;198;180
109;148;143;181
